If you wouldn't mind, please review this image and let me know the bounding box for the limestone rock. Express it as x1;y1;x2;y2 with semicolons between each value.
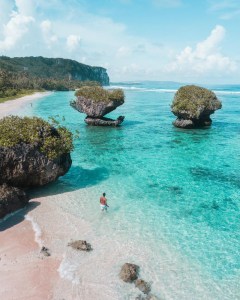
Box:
0;184;29;219
72;96;124;118
119;263;139;283
171;85;222;128
135;279;151;294
68;240;92;251
0;143;72;188
85;116;125;126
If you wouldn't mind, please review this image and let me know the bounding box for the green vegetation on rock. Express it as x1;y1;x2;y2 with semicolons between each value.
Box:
171;85;222;119
0;116;73;159
75;86;125;103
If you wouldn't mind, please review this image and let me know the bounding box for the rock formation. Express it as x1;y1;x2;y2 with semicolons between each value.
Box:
0;116;73;219
68;240;92;251
171;85;222;129
0;143;71;188
71;86;125;126
119;263;139;283
135;279;151;294
0;184;29;219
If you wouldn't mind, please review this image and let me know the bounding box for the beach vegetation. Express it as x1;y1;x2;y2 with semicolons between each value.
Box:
0;116;73;159
75;86;125;103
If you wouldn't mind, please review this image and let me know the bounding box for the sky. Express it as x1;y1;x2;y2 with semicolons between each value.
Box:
0;0;240;83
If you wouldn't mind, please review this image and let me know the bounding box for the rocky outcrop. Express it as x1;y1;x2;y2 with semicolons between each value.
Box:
68;240;92;251
0;116;73;219
71;86;125;126
0;184;29;219
171;85;222;129
119;263;139;283
71;96;124;118
135;279;151;294
0;143;72;188
85;116;125;126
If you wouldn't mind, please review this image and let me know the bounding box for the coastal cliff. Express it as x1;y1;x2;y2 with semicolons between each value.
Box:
0;56;110;86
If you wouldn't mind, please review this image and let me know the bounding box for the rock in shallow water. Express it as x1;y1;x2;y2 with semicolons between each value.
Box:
85;116;125;126
0;184;29;219
171;85;222;129
135;279;151;294
68;240;92;251
119;263;139;283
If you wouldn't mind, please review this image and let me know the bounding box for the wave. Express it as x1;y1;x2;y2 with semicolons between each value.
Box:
25;215;43;247
109;85;240;95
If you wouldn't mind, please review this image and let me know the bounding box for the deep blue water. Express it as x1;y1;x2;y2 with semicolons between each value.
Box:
21;82;240;299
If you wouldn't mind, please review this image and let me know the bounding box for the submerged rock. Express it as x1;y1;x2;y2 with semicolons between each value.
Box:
0;184;29;219
71;86;125;126
119;263;139;283
171;85;222;128
68;240;92;251
135;279;151;294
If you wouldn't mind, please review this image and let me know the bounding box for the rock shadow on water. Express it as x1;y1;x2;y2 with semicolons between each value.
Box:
29;166;109;198
0;201;40;231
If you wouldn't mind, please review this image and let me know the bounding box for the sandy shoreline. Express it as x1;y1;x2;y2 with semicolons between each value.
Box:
0;92;52;118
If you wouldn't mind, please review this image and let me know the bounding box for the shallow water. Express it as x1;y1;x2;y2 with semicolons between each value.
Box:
21;82;240;299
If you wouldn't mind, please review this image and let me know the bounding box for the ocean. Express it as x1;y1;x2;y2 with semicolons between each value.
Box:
20;81;240;299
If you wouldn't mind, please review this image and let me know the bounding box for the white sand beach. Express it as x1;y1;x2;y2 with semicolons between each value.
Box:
0;92;51;118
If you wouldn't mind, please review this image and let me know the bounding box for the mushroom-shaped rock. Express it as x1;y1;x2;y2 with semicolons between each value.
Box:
135;279;151;294
0;184;29;219
68;240;92;251
119;263;139;283
171;85;222;129
71;86;125;126
0;116;72;188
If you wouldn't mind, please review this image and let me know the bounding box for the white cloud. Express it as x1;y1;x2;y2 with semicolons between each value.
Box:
168;25;236;75
116;46;131;58
15;0;36;16
66;35;81;52
40;20;58;47
0;12;34;51
208;0;240;19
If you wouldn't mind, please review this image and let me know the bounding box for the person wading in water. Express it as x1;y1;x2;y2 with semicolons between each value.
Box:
100;192;109;211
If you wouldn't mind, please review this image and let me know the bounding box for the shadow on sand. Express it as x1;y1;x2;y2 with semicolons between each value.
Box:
0;201;40;232
29;165;109;199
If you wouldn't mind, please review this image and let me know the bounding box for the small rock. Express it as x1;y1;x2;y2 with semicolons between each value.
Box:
119;263;139;283
40;246;51;257
135;279;151;294
68;240;92;251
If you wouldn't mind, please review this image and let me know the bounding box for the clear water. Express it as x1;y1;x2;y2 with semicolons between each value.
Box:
20;82;240;299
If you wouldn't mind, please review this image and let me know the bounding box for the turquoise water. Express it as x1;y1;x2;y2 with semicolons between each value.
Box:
22;82;240;299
